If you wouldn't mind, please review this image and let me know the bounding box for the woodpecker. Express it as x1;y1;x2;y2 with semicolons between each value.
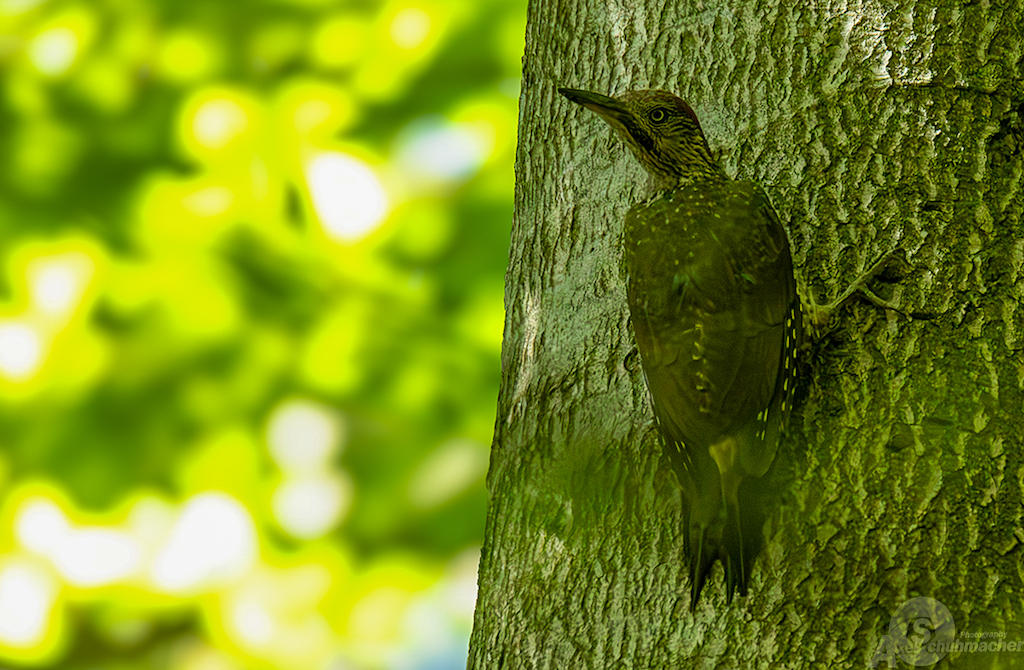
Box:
559;87;801;608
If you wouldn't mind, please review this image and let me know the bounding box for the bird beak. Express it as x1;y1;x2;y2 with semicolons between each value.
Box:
558;88;631;128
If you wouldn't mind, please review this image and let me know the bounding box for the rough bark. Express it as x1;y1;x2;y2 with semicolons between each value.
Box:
470;0;1024;668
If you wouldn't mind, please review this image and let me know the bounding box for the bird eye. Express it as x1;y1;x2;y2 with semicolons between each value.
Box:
649;108;667;123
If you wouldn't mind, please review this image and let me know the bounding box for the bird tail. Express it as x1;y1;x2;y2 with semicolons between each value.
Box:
684;473;752;609
686;522;717;610
721;495;748;603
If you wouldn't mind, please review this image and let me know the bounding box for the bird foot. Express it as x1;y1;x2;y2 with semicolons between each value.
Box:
803;248;910;339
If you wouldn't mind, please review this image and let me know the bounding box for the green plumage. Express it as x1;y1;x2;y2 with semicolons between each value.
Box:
625;179;799;606
560;87;801;608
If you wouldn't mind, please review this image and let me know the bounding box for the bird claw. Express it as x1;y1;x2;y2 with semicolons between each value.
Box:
803;248;910;338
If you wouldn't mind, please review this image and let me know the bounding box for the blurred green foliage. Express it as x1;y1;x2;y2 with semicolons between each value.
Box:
0;0;522;667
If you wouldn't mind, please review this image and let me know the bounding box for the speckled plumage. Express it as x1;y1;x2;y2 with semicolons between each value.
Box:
560;87;801;608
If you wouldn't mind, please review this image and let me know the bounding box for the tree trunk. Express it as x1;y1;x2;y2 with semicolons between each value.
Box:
469;0;1024;667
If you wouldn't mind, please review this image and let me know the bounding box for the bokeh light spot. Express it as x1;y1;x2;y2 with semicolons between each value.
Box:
0;560;57;648
32;266;76;316
271;473;352;540
310;15;367;68
183;186;235;218
348;586;411;642
29;27;78;76
278;80;358;139
0;322;44;381
125;496;177;551
193;99;249;151
158;30;220;83
74;57;133;114
305;152;387;243
266;398;343;473
14;498;69;557
53;529;142;588
395;116;488;187
232;602;276;655
230;595;276;650
151;492;257;593
223;565;335;666
28;251;94;318
389;7;431;50
408;439;488;509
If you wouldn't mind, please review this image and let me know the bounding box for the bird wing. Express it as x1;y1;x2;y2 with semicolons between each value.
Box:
625;182;796;471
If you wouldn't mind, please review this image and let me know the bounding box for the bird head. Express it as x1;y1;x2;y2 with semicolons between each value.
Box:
559;88;718;186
